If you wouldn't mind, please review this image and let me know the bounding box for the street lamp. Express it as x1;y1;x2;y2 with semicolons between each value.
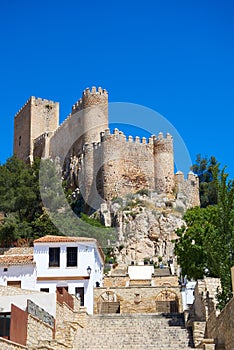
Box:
87;266;92;276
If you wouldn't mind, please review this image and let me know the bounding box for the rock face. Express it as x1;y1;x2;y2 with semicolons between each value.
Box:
99;192;186;266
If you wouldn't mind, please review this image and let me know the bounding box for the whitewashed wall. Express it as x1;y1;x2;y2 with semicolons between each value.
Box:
0;264;36;290
34;241;104;314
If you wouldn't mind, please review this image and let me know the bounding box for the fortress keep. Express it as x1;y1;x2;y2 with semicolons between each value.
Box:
14;87;199;209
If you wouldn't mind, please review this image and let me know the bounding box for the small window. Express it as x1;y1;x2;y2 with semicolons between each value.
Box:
49;247;60;267
19;136;21;146
7;281;21;288
75;287;84;306
0;313;11;338
40;288;49;293
67;247;78;267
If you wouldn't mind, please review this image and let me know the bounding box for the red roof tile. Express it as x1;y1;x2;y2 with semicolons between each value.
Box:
34;235;97;243
34;235;105;262
0;255;34;266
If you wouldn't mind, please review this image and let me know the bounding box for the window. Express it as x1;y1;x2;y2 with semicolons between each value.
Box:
40;288;49;293
7;281;21;288
49;247;60;267
19;136;21;146
67;247;78;267
75;287;84;306
0;313;11;338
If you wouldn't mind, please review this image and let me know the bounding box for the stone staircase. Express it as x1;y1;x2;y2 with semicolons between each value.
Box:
73;313;194;349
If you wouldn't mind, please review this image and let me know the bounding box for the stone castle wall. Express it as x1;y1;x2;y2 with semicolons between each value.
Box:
175;171;200;208
13;86;200;207
14;97;59;163
14;98;32;163
78;128;175;206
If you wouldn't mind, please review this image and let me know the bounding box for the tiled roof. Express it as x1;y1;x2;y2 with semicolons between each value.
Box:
0;255;34;266
34;235;105;262
0;247;34;255
0;285;39;296
34;235;97;243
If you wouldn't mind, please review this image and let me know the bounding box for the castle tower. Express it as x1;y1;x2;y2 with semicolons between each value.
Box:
71;87;108;145
154;133;174;194
14;97;59;162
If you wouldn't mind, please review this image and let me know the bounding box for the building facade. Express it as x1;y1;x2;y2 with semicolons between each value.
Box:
0;236;104;314
33;235;104;314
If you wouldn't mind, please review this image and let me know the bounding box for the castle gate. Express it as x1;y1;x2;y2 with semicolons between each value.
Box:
97;291;120;314
155;290;179;313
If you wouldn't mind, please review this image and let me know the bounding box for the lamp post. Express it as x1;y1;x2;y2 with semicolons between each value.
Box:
87;266;92;276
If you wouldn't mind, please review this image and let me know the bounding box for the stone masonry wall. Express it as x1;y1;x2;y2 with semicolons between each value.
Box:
0;338;27;350
26;314;54;347
103;274;179;289
175;171;200;208
78;128;175;205
100;130;156;200
30;97;59;148
154;133;174;194
27;300;54;328
14;98;31;162
14;97;59;163
94;285;182;314
49;87;108;162
56;300;75;326
206;297;234;350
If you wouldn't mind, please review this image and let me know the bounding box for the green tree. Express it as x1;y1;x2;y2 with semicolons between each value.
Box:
0;156;116;249
191;154;219;207
175;166;234;308
174;205;219;280
213;167;234;308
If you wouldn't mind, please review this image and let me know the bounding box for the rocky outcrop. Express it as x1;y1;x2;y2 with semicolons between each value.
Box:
99;192;186;266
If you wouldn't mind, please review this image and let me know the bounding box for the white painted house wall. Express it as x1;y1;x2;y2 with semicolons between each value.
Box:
0;291;57;317
0;264;36;290
0;237;104;315
181;281;196;310
34;239;104;314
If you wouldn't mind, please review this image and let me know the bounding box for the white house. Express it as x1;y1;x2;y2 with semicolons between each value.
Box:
0;236;105;314
0;248;36;290
33;235;104;314
181;281;196;310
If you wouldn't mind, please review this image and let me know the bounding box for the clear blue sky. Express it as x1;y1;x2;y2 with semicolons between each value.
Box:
0;1;233;178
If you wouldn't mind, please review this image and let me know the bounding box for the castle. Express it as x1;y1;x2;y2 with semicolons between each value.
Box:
14;87;199;209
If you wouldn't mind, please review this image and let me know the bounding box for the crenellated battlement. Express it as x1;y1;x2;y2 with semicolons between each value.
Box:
175;170;198;183
72;86;108;114
32;96;57;105
14;96;58;119
14;97;32;118
82;86;108;96
100;128;172;146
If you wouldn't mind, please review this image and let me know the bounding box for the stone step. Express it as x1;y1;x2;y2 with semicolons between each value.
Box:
73;313;194;349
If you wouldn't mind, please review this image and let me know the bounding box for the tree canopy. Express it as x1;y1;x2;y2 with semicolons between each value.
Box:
175;164;234;308
191;154;219;207
0;156;115;249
